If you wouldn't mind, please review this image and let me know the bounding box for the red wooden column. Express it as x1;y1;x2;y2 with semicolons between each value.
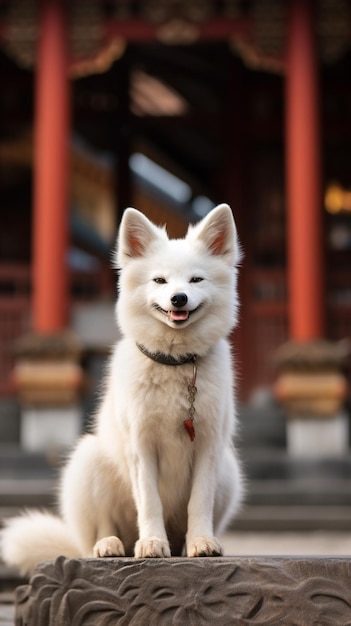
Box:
285;0;325;341
32;0;70;334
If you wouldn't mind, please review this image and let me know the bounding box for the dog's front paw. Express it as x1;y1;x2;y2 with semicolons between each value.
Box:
93;536;125;558
135;537;171;558
187;536;223;557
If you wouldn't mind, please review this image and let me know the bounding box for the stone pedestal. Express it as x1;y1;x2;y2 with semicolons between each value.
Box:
287;412;349;458
15;556;351;625
20;406;81;452
13;331;84;452
274;340;350;458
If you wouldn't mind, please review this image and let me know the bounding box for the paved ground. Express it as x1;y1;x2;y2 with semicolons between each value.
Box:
220;530;351;556
0;602;13;626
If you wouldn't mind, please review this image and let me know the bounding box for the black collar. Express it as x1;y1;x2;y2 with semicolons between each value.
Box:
137;343;197;366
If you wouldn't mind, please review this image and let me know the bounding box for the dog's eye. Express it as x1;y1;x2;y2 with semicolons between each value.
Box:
190;277;204;283
153;277;167;284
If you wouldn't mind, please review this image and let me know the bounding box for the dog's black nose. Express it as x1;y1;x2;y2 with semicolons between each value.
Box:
171;292;188;308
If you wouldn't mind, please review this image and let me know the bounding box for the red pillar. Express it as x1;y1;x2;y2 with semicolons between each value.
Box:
285;0;324;341
32;0;70;334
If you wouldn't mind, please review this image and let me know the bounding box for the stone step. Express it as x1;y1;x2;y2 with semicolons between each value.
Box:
0;479;56;508
1;503;350;534
247;477;351;506
1;475;350;509
0;445;62;472
0;445;59;509
232;504;351;532
0;400;20;446
239;403;287;448
0;599;15;626
242;448;351;506
0;561;26;597
243;448;351;478
1;446;351;521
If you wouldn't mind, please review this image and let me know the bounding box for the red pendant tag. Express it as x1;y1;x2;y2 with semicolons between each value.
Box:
184;418;195;442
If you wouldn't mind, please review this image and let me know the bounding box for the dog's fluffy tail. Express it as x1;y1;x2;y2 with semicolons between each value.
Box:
0;510;81;575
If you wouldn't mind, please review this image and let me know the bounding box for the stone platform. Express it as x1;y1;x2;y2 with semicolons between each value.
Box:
15;556;351;625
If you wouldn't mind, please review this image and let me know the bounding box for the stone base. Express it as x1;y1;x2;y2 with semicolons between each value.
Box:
287;412;349;458
20;406;81;452
15;556;351;625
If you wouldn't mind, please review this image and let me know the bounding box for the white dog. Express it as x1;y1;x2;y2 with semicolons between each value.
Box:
1;203;243;574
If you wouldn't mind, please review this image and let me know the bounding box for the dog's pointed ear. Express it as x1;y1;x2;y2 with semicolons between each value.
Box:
116;208;164;267
189;203;240;265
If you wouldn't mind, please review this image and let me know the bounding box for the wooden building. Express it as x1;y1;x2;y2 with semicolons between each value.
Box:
0;0;351;400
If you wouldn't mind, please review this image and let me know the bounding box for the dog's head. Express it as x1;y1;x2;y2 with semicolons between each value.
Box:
115;204;241;355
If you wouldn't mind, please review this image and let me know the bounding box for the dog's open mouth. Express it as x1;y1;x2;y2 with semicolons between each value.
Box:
168;310;189;322
154;304;202;324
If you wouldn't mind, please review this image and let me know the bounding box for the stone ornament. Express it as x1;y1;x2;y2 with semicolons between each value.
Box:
274;339;350;417
15;556;351;625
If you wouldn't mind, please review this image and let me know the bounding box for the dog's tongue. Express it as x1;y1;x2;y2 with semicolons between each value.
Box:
169;310;189;321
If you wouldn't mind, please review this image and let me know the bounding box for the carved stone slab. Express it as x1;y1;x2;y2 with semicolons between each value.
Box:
15;556;351;625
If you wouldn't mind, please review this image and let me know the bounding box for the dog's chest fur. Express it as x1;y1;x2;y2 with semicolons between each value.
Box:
112;338;230;444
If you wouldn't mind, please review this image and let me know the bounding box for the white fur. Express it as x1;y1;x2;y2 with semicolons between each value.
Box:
0;203;244;574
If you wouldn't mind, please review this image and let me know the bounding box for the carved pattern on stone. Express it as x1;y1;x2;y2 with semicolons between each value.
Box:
15;556;351;625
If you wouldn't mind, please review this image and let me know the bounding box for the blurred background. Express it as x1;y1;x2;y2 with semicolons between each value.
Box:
1;0;351;596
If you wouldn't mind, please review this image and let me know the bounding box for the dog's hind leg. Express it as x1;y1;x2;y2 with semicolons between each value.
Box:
213;446;244;538
60;434;124;557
